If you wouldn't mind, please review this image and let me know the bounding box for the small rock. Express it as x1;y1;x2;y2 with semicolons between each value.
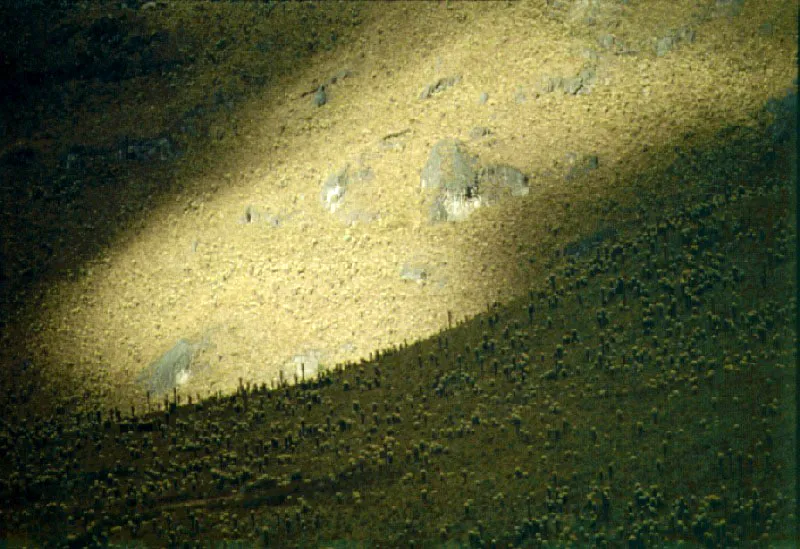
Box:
419;75;461;99
469;126;491;140
313;86;327;107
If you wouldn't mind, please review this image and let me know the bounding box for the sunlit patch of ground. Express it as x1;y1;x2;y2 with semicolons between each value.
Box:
1;0;795;413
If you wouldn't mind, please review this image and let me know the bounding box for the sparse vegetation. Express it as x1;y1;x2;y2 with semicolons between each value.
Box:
0;119;795;546
0;0;796;547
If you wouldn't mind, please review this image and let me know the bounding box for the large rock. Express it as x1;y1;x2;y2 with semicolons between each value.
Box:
420;139;529;223
137;338;201;396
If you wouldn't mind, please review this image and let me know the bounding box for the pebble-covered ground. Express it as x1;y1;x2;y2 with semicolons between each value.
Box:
0;0;796;546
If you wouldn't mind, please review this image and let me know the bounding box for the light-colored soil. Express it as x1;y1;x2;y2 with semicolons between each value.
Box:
1;0;795;412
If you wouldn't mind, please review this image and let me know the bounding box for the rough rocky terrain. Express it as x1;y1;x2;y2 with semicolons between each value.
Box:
0;0;796;546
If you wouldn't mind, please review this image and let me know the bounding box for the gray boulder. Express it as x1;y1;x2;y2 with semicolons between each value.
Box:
420;139;529;223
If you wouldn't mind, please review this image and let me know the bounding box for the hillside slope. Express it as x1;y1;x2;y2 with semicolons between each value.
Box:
1;116;796;546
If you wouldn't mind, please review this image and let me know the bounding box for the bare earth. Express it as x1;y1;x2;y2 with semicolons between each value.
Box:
0;0;795;413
